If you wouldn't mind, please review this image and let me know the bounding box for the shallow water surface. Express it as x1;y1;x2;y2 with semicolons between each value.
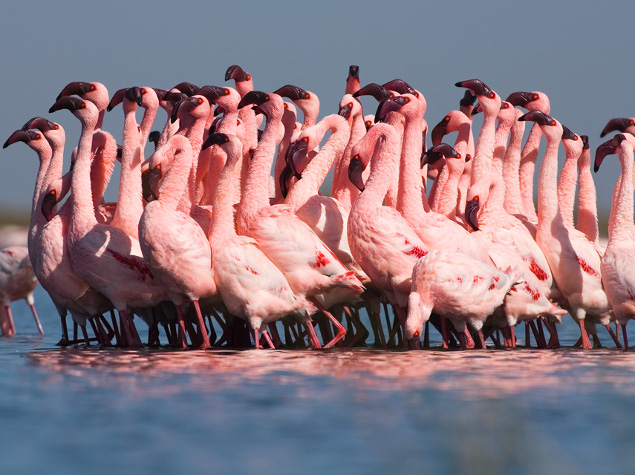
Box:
2;288;635;474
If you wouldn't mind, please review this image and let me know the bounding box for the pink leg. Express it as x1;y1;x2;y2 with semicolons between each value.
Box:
263;330;275;349
477;329;486;349
578;319;592;349
604;324;621;348
28;304;44;334
4;306;16;335
192;300;211;349
253;327;261;349
616;322;621;345
510;325;516;348
310;298;346;349
458;331;468;350
543;318;560;349
440;317;449;349
304;318;322;349
175;305;188;349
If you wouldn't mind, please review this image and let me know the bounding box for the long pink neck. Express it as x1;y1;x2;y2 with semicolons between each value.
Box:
211;140;242;240
90;130;117;209
111;105;144;239
177;114;206;211
384;115;404;208
503;114;526;215
471;113;497;185
353;125;401;215
536;131;562;241
519;124;541;222
433;122;470;216
238;111;283;234
557;143;580;229
157;139;193;212
332;112;366;211
396;115;426;221
70;116;99;238
479;174;507;229
286;115;350;209
576;148;599;243
27;144;53;257
492;117;513;176
140;104;157;149
274;110;299;203
608;143;634;243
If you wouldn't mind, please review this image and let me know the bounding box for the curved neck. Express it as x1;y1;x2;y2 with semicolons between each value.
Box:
503;116;526;215
286;115;350;209
210;141;241;240
433;122;470;216
492;119;513;177
274;111;299;203
332;112;366;211
557;144;580;229
238;111;283;232
471;113;497;185
90;130;117;209
158;140;193;211
70;118;99;235
519;124;542;222
536;133;562;239
576;148;599;243
608;144;634;243
140;105;158;149
111;106;144;239
396;115;426;219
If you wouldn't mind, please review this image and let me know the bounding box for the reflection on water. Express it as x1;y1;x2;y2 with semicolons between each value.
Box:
26;347;635;399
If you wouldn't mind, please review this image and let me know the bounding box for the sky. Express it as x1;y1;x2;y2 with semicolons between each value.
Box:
1;0;633;228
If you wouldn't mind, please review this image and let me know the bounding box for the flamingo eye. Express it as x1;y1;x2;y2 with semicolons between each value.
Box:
302;137;309;142
456;153;461;159
631;120;635;126
388;93;394;98
54;124;59;130
155;164;161;170
489;93;495;99
35;133;41;139
365;120;372;126
80;102;86;109
284;103;288;109
414;92;419;98
444;116;450;122
140;88;147;94
304;93;310;99
551;120;556;126
348;102;353;108
474;195;479;202
533;94;539;100
51;190;56;195
247;75;251;80
353;154;360;160
502;103;509;109
138;125;141;132
404;97;410;103
197;98;204;105
573;135;578;141
265;95;270;101
90;84;96;91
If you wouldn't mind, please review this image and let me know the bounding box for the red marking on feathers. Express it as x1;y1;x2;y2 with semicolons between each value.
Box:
523;282;541;301
106;249;153;279
578;257;599;277
528;258;548;281
397;234;428;258
473;275;483;283
314;250;329;268
488;275;500;290
246;266;259;275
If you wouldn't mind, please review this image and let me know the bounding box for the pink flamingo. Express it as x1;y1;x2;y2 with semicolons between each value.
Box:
407;249;524;349
203;132;311;348
345;65;360;95
506;91;551;224
347;122;427;333
50;96;168;347
237;91;363;348
596;134;635;348
138;135;215;349
520;110;611;349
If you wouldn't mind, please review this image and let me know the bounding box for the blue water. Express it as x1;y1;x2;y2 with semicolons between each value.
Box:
2;287;635;475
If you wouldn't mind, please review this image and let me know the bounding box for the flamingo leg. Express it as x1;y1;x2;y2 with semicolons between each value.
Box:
303;317;322;349
525;323;531;348
423;321;430;349
192;300;211;349
253;327;261;349
80;324;91;346
262;330;275;349
28;303;44;334
310;298;346;349
578;319;592;349
175;305;188;349
622;322;629;351
109;310;121;346
58;315;70;346
440;317;449;349
604;324;621;348
4;306;16;335
343;306;367;347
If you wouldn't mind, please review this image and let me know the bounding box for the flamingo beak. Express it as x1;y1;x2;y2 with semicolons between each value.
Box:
465;198;480;231
41;190;58;222
348;155;366;192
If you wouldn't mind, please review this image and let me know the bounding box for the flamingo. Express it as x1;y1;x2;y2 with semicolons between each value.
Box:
506;91;551;224
595;134;635;349
138;135;215;349
237;91;363;348
203;132;311;348
576;136;602;248
345;65;360;95
519;110;611;349
49;96;168;347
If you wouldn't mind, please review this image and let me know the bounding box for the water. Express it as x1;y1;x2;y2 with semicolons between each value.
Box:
2;287;635;474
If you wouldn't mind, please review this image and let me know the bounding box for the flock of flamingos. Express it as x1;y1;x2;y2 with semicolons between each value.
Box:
2;65;635;352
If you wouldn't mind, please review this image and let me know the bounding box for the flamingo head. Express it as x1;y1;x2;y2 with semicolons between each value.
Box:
348;65;360;80
274;85;310;102
279;162;296;199
353;83;393;102
41;181;61;222
518;110;562;141
348;153;366;192
421;143;461;168
285;138;308;177
459;90;477;116
148;131;161;151
600;117;635;137
382;79;419;98
238;91;282;118
456;79;500;116
594;134;626;172
581;135;589;150
171;95;209;123
171;82;198;97
56;81;109;112
375;96;412;123
225;65;251;82
22;117;60;133
3;129;43;149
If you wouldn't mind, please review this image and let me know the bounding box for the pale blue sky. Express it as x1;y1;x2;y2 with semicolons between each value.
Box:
2;0;633;223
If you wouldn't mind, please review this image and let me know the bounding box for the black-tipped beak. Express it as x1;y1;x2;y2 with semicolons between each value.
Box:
375;96;408;123
21;117;51;132
460;90;477;108
338;102;353;120
142;167;161;202
348;65;359;80
465;198;480;231
125;87;143;106
430;143;460;159
107;88;127;112
561;125;577;141
202;132;229;150
581;135;589;150
594;135;624;172
279;162;296;199
3;130;38;148
431;119;449;146
238;90;268;109
505;91;538;108
195;85;229;104
353;83;392;102
41;189;58;222
274;85;309;102
600;118;634;137
518;110;556;126
286;139;309;176
225;65;250;82
382;79;416;96
471;101;482;116
148;131;161;150
56;81;93;100
348;155;366;192
49;96;84;114
455;79;494;98
172;82;199;97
